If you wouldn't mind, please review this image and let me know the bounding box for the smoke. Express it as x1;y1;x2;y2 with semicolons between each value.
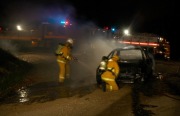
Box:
0;40;19;56
68;28;123;88
0;1;127;88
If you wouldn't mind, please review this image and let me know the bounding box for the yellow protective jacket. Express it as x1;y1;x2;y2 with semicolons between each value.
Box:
101;57;120;79
57;45;72;63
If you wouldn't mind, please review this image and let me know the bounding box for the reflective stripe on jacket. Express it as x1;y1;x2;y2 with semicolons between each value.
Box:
101;77;115;81
57;59;66;63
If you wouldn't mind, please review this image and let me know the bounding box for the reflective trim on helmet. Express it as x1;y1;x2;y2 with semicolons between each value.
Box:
67;38;74;44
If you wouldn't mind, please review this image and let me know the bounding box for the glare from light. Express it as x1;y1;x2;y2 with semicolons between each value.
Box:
111;28;115;32
124;29;129;35
159;37;164;41
60;21;66;24
17;25;22;31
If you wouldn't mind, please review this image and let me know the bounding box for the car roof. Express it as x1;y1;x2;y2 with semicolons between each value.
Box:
113;46;143;51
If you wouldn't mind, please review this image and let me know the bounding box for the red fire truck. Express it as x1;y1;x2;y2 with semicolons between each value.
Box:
114;33;170;60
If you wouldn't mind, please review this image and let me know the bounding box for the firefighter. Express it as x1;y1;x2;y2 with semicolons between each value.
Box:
56;38;74;83
101;55;120;91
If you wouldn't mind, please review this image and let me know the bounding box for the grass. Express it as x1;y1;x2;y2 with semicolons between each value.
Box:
0;48;32;97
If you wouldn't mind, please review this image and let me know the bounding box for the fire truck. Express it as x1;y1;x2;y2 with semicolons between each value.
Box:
113;33;170;60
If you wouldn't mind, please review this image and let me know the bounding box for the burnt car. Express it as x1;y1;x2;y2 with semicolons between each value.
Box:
96;46;155;87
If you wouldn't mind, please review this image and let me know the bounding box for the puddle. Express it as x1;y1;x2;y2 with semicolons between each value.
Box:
0;81;97;104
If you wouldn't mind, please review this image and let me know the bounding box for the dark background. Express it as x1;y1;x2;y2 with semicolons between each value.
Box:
0;0;179;60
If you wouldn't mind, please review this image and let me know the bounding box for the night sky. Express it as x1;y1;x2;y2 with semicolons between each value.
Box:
0;0;179;59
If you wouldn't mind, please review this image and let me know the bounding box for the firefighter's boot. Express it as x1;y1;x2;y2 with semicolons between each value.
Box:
59;76;65;83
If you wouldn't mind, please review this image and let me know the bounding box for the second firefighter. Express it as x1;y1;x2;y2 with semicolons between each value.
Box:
101;55;120;91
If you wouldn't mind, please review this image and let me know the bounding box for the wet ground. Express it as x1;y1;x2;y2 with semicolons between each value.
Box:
0;81;97;104
0;52;180;116
0;52;98;104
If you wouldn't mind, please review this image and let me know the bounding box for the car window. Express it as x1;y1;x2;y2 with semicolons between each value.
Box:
120;49;143;60
108;50;119;59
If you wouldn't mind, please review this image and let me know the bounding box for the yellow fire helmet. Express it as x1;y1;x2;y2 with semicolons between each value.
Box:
67;38;74;45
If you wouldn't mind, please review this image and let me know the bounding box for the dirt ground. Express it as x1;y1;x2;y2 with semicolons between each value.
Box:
0;53;180;116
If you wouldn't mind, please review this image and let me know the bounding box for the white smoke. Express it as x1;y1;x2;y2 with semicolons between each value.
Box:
0;40;19;56
0;2;127;88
